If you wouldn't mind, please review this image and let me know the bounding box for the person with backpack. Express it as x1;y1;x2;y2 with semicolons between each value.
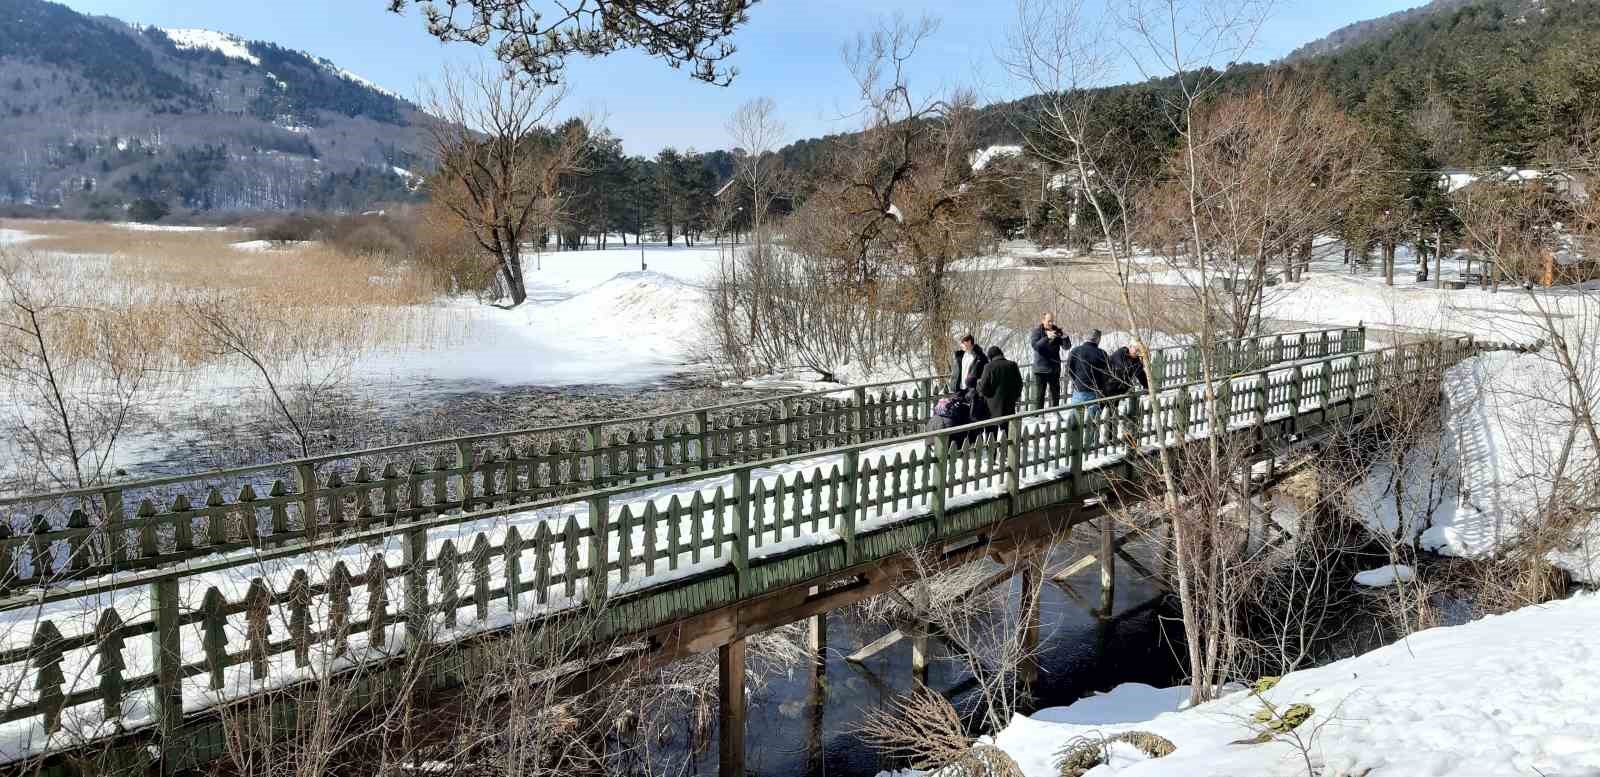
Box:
1029;312;1071;408
977;345;1024;425
1066;329;1111;415
1105;343;1151;397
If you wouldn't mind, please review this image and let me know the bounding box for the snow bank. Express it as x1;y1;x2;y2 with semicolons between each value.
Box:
970;593;1600;777
1348;349;1600;583
392;270;708;387
1354;564;1416;588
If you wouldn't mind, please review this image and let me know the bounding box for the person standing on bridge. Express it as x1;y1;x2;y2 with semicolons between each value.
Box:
951;334;989;396
1067;329;1111;416
977;345;1023;433
1029;312;1070;408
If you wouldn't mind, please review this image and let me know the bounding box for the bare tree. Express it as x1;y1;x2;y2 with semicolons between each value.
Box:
726;97;787;261
424;65;586;308
833;15;990;371
1137;77;1371;337
1115;0;1278;706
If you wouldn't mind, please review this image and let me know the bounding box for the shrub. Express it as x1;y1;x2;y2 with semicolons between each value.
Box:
127;197;170;223
254;213;329;243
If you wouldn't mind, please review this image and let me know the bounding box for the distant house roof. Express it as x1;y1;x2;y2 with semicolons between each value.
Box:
1440;167;1585;198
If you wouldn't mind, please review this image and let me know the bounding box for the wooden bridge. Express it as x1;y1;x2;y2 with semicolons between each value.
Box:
0;325;1479;777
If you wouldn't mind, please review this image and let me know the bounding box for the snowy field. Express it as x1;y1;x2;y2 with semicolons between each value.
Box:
908;592;1600;777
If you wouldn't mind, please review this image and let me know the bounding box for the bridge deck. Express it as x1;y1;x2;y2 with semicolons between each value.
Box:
0;330;1468;772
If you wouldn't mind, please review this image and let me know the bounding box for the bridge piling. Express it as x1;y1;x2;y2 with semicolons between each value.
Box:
1019;554;1043;687
718;637;747;777
1098;517;1116;619
911;583;930;684
806;588;827;670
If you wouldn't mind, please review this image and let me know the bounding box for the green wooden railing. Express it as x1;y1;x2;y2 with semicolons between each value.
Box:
0;328;1364;591
0;331;1462;768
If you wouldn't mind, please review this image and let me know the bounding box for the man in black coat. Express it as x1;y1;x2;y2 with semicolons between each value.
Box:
950;334;989;395
1105;344;1150;396
1029;312;1071;408
977;345;1024;423
1066;329;1111;414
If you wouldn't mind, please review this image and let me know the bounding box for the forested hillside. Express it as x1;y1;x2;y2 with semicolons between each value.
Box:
0;0;427;215
776;0;1600;184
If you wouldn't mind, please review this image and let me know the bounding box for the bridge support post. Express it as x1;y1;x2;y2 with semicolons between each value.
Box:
911;583;930;685
807;586;827;670
719;638;747;777
1019;555;1042;688
1098;516;1115;619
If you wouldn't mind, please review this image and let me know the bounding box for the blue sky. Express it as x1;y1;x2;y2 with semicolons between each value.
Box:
63;0;1421;155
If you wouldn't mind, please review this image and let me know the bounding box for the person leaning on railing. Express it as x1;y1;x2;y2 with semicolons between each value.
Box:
1105;342;1150;396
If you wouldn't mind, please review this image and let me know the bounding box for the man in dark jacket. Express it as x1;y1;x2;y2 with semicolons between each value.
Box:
1028;312;1070;408
977;345;1024;424
1066;329;1111;414
950;334;989;395
1105;344;1150;397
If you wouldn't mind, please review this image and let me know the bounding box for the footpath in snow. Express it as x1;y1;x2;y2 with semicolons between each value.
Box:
956;593;1600;777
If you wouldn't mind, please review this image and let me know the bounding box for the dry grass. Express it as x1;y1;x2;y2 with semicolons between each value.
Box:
0;219;459;370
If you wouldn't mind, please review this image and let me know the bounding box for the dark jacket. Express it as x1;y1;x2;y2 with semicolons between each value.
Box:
1066;341;1111;396
950;346;990;394
1029;325;1071;375
977;347;1024;420
1105;347;1150;396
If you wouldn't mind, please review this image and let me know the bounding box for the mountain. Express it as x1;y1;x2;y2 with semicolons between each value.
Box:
1284;0;1474;61
0;0;430;215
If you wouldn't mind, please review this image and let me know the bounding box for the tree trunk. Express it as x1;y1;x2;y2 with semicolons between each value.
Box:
502;238;528;307
1434;227;1444;290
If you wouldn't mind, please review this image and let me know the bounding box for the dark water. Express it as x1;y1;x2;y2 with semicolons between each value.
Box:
672;538;1185;777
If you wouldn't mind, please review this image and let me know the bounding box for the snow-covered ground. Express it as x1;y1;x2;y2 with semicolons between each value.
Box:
1130;240;1599;580
934;592;1600;777
109;222;226;233
0;228;38;246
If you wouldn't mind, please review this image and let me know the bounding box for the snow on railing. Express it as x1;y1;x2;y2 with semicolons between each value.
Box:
0;332;1468;766
0;329;1364;591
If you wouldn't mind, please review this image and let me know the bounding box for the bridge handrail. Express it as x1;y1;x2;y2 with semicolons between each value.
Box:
0;329;1433;614
0;333;1468;766
0;326;1365;591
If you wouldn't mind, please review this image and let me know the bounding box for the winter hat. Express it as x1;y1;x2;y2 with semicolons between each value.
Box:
986;346;1004;359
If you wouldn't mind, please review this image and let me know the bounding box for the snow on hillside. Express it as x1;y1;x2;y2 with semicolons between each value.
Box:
159;28;260;66
147;26;403;104
970;145;1023;171
315;56;402;101
949;592;1600;776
